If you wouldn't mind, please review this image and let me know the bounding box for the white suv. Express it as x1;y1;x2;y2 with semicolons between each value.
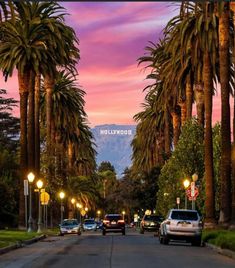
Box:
159;209;202;246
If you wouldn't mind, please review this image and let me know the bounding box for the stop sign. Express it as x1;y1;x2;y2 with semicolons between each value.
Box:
186;186;199;200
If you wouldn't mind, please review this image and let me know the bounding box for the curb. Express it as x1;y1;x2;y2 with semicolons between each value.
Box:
0;234;46;255
205;242;235;260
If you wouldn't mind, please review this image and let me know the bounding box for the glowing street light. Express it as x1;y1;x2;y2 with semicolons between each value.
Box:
59;191;65;224
27;172;35;232
183;179;190;210
36;179;43;233
122;210;126;220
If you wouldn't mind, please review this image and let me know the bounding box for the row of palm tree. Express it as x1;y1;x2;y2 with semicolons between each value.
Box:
0;1;96;227
132;1;235;228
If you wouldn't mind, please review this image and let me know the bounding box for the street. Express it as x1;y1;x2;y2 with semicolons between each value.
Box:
0;229;235;268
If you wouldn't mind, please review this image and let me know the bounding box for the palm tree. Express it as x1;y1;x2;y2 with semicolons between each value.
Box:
0;1;79;227
230;2;235;227
218;2;231;226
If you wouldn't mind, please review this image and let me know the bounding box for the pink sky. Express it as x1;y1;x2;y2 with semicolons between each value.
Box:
0;2;224;127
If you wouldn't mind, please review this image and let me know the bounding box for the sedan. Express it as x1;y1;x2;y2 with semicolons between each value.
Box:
83;219;97;231
59;219;81;236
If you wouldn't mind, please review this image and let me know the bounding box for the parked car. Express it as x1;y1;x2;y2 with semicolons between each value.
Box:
140;214;163;234
102;214;125;235
83;219;97;231
159;209;202;246
59;219;81;236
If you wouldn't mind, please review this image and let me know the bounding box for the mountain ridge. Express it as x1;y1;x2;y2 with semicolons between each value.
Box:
91;124;136;177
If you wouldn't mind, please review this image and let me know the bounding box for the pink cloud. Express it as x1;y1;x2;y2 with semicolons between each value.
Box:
2;2;230;128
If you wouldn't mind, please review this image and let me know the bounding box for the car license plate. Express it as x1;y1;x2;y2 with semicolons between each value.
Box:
68;230;72;233
111;221;116;224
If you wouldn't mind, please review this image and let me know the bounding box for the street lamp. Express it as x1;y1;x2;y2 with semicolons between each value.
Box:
192;173;198;210
27;172;35;232
76;203;82;223
36;179;43;233
122;210;125;220
59;191;65;224
183;179;190;210
97;210;101;221
71;198;76;218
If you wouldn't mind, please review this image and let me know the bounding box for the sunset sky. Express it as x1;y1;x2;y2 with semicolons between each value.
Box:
1;2;223;127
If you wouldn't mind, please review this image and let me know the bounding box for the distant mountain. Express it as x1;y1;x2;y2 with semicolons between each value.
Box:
91;124;136;177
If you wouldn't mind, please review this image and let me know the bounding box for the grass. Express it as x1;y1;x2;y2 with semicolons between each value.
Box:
0;228;59;249
202;229;235;252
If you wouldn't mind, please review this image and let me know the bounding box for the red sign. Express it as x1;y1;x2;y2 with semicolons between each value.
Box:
186;186;199;200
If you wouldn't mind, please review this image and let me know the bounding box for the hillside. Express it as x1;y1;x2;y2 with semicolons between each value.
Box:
91;124;136;177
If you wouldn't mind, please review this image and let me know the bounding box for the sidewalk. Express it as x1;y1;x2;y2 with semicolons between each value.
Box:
205;242;235;260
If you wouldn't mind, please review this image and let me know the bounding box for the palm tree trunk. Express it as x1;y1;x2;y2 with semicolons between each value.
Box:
194;83;205;127
44;74;54;179
171;106;181;148
164;106;171;158
35;73;41;176
179;100;186;126
18;71;30;228
203;51;216;228
27;70;35;172
230;3;235;228
218;5;231;226
186;75;193;120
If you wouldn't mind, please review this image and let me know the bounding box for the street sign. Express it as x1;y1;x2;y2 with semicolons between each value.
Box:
186;186;199;200
81;209;86;216
176;197;180;204
40;192;50;205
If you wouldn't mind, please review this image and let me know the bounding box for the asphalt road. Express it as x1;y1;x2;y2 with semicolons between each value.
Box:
0;229;235;268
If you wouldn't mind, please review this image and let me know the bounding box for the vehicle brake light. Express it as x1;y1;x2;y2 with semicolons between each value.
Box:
118;220;125;223
103;220;110;224
165;221;171;225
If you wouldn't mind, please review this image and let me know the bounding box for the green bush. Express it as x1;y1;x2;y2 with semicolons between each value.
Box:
202;230;235;251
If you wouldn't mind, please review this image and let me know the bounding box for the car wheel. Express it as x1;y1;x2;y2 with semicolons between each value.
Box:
163;236;169;245
60;233;64;236
191;238;201;247
102;230;106;236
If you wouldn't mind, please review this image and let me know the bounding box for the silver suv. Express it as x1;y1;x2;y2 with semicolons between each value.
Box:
159;209;202;246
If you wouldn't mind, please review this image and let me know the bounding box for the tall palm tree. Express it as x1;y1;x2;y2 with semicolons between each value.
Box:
0;1;79;227
218;2;231;226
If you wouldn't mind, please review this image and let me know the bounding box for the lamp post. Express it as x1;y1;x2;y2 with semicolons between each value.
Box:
59;191;65;224
122;210;125;220
192;173;198;210
76;203;82;223
27;172;35;232
97;210;101;221
36;179;43;233
183;179;190;210
71;198;76;218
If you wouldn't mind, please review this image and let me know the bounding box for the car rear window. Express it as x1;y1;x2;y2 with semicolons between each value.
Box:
62;220;78;226
84;220;95;224
105;215;122;221
144;215;161;221
171;211;198;221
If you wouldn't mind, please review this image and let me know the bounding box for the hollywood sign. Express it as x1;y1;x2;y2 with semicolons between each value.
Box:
100;129;132;135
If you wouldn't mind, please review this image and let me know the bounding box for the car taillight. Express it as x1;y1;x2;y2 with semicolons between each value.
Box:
118;220;125;223
103;220;110;224
165;221;171;225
